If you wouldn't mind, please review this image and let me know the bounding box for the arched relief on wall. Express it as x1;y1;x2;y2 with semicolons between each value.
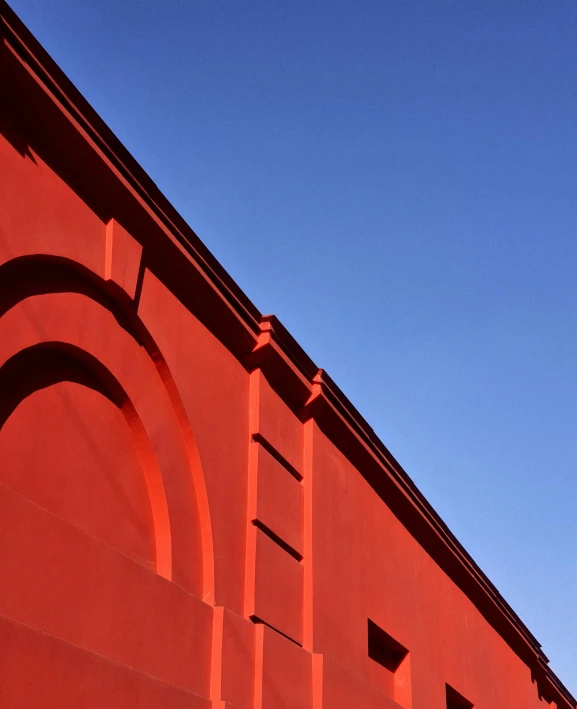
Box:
0;342;172;579
0;255;215;602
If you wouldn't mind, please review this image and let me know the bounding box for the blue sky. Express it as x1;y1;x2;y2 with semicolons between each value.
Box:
9;0;577;690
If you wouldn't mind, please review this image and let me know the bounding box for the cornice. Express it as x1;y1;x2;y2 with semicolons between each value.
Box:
1;3;573;706
0;1;261;354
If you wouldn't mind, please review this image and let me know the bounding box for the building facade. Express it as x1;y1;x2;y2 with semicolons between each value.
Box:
0;4;574;708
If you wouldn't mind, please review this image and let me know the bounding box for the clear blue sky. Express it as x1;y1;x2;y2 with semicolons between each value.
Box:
9;0;577;690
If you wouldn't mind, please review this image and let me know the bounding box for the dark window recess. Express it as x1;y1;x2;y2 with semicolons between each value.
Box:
446;684;474;709
367;619;408;672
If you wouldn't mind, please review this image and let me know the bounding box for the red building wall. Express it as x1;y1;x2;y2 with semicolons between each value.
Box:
0;4;573;708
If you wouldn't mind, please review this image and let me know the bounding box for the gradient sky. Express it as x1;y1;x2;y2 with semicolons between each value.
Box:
9;0;577;690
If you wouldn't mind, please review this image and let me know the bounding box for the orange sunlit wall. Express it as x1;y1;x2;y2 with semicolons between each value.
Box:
0;4;573;709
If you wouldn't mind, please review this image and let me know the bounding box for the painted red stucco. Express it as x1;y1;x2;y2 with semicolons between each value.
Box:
0;4;573;709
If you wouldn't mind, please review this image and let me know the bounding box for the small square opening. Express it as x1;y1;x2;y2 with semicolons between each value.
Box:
368;619;408;671
367;619;411;707
446;683;474;709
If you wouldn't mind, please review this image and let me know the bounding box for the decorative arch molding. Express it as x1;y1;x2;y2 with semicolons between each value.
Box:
0;254;215;602
0;341;173;580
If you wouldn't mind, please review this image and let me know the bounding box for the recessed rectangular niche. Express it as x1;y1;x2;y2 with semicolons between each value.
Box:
367;619;411;708
446;683;474;709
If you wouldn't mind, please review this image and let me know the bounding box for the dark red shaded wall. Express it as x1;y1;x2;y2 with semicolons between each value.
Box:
0;4;573;709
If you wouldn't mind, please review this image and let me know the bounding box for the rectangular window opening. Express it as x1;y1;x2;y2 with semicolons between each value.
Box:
446;683;474;709
367;619;411;708
368;618;408;672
